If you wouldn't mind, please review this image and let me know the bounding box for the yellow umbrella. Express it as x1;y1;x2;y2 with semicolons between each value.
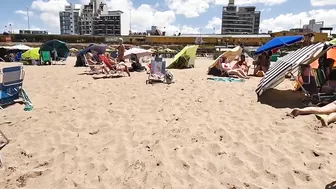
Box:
21;47;40;60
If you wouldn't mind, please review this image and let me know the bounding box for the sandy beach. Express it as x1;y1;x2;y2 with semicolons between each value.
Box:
0;57;335;189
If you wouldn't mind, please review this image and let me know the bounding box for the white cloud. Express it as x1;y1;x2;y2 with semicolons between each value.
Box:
15;10;35;20
165;0;286;19
205;17;222;34
311;0;336;6
165;0;213;18
31;0;70;29
214;0;287;5
260;9;336;33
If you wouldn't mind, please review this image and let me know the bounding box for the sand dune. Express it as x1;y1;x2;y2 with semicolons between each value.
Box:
0;57;335;189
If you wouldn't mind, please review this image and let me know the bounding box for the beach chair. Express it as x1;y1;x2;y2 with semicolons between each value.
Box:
297;65;336;106
83;54;105;75
99;54;128;77
0;65;33;110
41;51;51;65
146;58;174;84
0;130;10;168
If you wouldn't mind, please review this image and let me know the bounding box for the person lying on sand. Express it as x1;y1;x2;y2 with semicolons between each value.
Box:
105;53;130;76
220;57;249;79
233;54;249;74
288;101;336;126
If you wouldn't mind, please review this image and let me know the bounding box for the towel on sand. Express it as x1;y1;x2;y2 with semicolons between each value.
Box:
207;77;244;82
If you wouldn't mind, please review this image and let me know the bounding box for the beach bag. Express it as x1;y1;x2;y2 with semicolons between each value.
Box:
165;71;174;84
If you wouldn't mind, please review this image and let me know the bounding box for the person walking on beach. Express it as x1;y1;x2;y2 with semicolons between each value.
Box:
289;101;336;126
117;38;125;62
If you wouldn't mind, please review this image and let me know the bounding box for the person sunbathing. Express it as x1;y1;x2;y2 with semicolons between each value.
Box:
289;101;336;126
220;57;249;79
86;52;108;73
105;53;130;76
233;54;249;74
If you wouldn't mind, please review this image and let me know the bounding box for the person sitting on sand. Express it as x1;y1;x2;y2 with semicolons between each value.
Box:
253;52;270;76
86;52;108;73
105;53;130;76
233;54;249;74
289;101;336;127
220;56;249;79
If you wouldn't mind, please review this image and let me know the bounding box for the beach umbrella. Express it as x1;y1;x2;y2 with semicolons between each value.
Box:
8;44;32;50
40;39;69;58
21;47;40;60
124;48;152;58
255;36;304;55
256;42;325;96
78;44;108;55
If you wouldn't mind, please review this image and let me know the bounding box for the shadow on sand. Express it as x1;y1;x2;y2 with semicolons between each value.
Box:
92;75;123;80
325;181;336;189
257;89;306;109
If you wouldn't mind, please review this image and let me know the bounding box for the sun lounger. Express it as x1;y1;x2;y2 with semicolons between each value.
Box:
0;130;10;168
99;54;129;77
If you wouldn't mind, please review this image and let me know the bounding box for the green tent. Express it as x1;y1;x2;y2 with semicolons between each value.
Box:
167;45;198;69
21;48;40;60
329;38;336;45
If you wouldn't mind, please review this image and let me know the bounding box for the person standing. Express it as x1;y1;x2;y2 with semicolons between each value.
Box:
117;38;125;62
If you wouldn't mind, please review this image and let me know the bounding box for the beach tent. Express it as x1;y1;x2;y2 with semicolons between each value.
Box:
255;36;303;55
124;48;152;59
256;42;325;96
78;44;108;55
329;38;336;45
208;46;243;70
167;45;198;69
40;39;69;59
21;48;40;60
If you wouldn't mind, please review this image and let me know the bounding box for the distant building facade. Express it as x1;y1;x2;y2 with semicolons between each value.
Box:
93;11;122;35
221;0;260;34
303;19;324;33
19;30;48;35
59;4;80;35
58;0;123;35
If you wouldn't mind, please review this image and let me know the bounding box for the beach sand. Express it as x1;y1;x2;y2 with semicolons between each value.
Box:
0;57;335;189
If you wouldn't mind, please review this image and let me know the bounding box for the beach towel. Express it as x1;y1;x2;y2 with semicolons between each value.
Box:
207;77;244;82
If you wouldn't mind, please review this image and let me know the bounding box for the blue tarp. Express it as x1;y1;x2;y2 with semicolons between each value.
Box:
255;36;304;55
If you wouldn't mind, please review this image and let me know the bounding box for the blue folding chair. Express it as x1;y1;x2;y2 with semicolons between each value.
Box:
0;66;30;109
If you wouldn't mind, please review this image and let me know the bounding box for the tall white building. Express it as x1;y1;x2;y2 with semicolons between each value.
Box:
303;19;324;33
59;4;81;35
221;0;260;34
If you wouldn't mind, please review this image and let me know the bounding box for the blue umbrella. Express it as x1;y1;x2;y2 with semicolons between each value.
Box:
255;36;304;55
78;44;108;55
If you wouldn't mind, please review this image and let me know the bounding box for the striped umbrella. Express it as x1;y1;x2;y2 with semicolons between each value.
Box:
256;42;325;96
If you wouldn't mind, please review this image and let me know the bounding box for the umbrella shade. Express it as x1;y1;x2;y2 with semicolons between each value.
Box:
40;39;69;58
209;46;243;69
21;48;40;60
8;44;32;50
255;42;325;96
78;44;108;55
255;36;304;55
124;48;152;58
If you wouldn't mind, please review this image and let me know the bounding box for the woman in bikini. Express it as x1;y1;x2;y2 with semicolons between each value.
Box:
220;56;249;79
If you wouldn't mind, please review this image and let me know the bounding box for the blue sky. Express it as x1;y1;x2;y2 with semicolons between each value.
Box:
1;0;336;35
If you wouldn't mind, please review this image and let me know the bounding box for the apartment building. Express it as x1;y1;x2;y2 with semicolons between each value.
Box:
92;11;122;36
59;4;80;35
221;0;260;34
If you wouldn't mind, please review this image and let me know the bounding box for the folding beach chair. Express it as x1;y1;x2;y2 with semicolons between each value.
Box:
82;54;105;75
0;130;10;168
0;65;33;110
296;65;336;106
146;57;174;84
41;51;51;65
